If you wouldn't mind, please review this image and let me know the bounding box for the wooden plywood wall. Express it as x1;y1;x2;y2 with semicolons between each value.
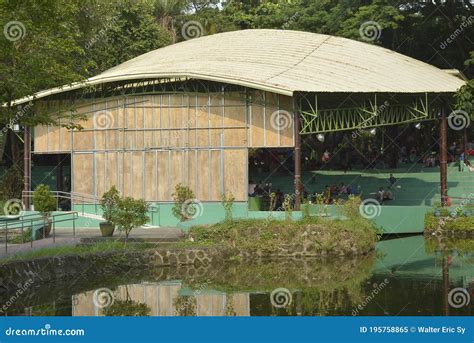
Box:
34;90;295;202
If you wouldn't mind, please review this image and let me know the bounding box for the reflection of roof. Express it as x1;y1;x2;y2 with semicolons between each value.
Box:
12;29;465;104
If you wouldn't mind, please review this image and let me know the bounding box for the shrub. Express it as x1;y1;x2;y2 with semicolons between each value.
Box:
114;197;149;242
221;191;235;221
32;184;56;219
100;186;120;223
172;183;195;221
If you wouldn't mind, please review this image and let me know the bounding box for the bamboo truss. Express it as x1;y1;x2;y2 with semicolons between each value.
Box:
299;93;438;134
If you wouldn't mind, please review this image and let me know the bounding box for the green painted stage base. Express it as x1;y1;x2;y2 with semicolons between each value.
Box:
64;202;431;234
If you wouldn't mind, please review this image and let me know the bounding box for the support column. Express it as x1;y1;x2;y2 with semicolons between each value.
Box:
23;127;31;210
439;102;448;206
294;97;302;210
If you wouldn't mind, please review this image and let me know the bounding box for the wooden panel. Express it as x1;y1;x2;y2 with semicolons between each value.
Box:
95;152;106;198
122;152;132;197
33;125;49;153
187;150;198;196
144;95;154;149
196;150;210;200
157;151;170;201
210;150;222;200
94;101;106;151
196;294;226;316
249;103;264;147
124;98;136;150
169;150;183;196
224;149;246;201
104;152;118;192
135;96;145;150
131;152;144;199
279;95;295;147
144;151;156;201
72;153;94;197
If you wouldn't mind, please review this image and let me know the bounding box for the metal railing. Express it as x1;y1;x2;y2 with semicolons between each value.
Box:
0;211;78;254
22;190;100;216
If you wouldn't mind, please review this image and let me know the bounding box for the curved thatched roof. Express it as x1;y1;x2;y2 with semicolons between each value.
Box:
12;29;465;104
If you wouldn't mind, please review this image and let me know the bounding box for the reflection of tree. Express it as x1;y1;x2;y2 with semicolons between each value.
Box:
425;236;474;256
173;296;197;316
103;286;150;316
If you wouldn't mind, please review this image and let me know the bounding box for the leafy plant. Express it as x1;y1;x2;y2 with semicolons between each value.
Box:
283;194;293;221
100;186;120;224
221;191;235;221
172;183;195;221
114;197;149;243
32;184;56;219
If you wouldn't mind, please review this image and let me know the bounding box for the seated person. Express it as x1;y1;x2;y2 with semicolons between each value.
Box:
339;183;348;195
248;180;257;196
377;187;385;203
384;187;394;201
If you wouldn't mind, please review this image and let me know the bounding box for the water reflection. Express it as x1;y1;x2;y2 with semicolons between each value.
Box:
1;236;472;316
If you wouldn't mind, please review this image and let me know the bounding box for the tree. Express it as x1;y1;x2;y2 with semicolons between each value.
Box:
113;196;148;243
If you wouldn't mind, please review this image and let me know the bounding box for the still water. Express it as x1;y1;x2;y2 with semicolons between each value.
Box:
1;236;473;316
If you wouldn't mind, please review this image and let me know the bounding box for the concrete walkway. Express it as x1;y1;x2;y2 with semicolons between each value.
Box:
0;227;185;259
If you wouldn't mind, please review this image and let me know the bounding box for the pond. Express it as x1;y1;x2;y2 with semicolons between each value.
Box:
1;235;472;316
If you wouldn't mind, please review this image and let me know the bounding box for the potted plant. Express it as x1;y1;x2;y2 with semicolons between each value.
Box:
114;196;148;244
99;186;120;237
32;184;56;237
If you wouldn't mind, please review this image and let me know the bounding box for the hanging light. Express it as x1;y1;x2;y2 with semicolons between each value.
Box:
316;134;325;142
415;123;421;130
12;124;20;132
369;128;376;136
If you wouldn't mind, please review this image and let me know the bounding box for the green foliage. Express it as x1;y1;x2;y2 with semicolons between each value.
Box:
188;214;378;257
100;186;120;223
220;191;235;221
8;228;32;244
114;197;149;241
172;183;195;221
1;241;155;263
32;184;56;218
424;212;474;233
103;299;151;316
0;166;24;201
282;194;293;221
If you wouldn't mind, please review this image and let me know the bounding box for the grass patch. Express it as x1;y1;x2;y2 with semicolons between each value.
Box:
187;197;380;256
1;240;156;264
425;212;474;233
